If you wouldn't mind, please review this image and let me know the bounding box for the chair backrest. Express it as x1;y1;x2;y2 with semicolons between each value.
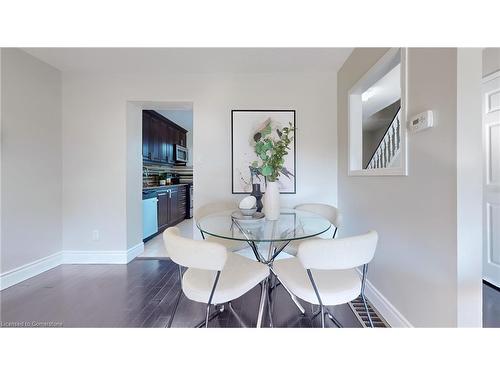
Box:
297;230;378;270
194;201;237;222
163;227;227;271
294;203;342;228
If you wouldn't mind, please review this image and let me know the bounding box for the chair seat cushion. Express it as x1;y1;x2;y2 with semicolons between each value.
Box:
273;257;361;306
182;252;269;304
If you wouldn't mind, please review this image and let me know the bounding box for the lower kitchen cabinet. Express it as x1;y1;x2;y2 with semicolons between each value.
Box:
156;185;188;232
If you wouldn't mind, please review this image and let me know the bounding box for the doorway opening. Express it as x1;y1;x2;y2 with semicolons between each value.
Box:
126;101;194;259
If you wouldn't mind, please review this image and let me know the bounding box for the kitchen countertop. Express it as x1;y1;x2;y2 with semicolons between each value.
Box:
143;183;189;191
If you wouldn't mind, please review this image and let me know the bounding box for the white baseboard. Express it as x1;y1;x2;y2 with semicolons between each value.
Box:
363;277;413;328
1;243;145;290
63;243;144;264
0;252;63;291
127;242;144;262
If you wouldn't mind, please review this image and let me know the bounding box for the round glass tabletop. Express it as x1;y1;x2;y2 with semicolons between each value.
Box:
196;208;331;243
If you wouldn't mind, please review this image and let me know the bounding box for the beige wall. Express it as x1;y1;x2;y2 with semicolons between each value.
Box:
62;71;338;254
1;48;62;273
338;48;460;327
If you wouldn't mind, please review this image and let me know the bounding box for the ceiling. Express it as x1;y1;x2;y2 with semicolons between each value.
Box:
23;48;353;74
362;64;400;120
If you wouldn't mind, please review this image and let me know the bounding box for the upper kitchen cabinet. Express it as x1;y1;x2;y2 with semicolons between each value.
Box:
142;111;151;160
142;110;188;164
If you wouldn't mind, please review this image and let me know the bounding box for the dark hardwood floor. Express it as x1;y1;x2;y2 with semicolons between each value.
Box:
0;259;363;328
483;281;500;328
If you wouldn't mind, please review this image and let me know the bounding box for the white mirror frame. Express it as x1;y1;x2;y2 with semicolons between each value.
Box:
348;48;408;176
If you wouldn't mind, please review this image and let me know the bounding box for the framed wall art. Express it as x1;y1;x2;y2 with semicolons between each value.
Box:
231;109;296;194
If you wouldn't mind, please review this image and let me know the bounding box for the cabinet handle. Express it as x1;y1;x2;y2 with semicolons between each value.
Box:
169;191;172;198
158;193;166;196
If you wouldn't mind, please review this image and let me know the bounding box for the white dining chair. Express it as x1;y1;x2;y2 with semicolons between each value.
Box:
284;203;342;256
273;230;378;328
195;201;248;252
163;227;270;328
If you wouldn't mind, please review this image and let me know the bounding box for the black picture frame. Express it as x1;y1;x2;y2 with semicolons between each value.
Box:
231;109;296;194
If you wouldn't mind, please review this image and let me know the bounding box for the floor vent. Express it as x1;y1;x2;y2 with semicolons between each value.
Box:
348;297;389;328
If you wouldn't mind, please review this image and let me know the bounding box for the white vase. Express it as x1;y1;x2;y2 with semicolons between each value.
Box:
264;181;280;220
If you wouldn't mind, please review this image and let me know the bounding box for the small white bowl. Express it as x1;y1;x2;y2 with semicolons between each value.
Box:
240;207;257;216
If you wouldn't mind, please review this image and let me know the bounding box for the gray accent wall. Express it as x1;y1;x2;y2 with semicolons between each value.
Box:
1;49;62;273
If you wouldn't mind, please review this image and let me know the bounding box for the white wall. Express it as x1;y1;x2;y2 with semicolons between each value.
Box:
456;48;482;327
482;48;500;77
61;71;338;256
126;102;143;249
338;48;483;327
1;49;62;274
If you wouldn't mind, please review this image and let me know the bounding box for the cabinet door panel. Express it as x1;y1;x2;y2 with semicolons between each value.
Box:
180;132;187;147
169;188;179;224
142;112;151;159
150;118;162;161
157;193;169;229
160;122;168;163
177;186;187;221
166;125;175;164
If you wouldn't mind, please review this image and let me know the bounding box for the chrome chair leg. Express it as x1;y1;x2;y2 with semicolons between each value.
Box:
311;308;321;320
362;294;374;328
228;302;248;328
361;264;374;328
267;282;274;328
306;269;326;328
326;311;343;328
256;280;267;328
269;267;305;315
198;270;221;328
195;304;225;328
205;304;211;328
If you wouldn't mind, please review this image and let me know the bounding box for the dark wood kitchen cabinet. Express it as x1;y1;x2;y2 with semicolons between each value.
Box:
142;110;187;164
142;112;151;160
157;191;170;230
156;185;188;232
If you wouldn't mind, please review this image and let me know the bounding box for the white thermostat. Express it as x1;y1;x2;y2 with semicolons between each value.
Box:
408;110;434;132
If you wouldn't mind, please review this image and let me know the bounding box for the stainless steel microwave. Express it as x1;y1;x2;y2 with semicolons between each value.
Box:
174;144;188;163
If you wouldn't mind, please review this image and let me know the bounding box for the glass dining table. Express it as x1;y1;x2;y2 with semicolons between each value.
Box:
196;208;331;326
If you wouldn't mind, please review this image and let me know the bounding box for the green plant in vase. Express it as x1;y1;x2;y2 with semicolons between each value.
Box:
251;118;294;219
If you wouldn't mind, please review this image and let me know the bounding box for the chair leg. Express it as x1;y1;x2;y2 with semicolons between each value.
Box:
269;267;305;315
200;270;221;328
326;310;343;328
311;307;321;320
256;280;267;328
362;294;374;328
195;304;224;328
228;302;248;328
267;282;274;328
205;304;212;328
361;264;374;328
306;269;326;328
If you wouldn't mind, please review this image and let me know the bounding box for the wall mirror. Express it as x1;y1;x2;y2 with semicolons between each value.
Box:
348;48;407;176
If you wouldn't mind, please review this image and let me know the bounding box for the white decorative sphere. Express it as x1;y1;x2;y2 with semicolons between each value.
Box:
239;196;256;209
